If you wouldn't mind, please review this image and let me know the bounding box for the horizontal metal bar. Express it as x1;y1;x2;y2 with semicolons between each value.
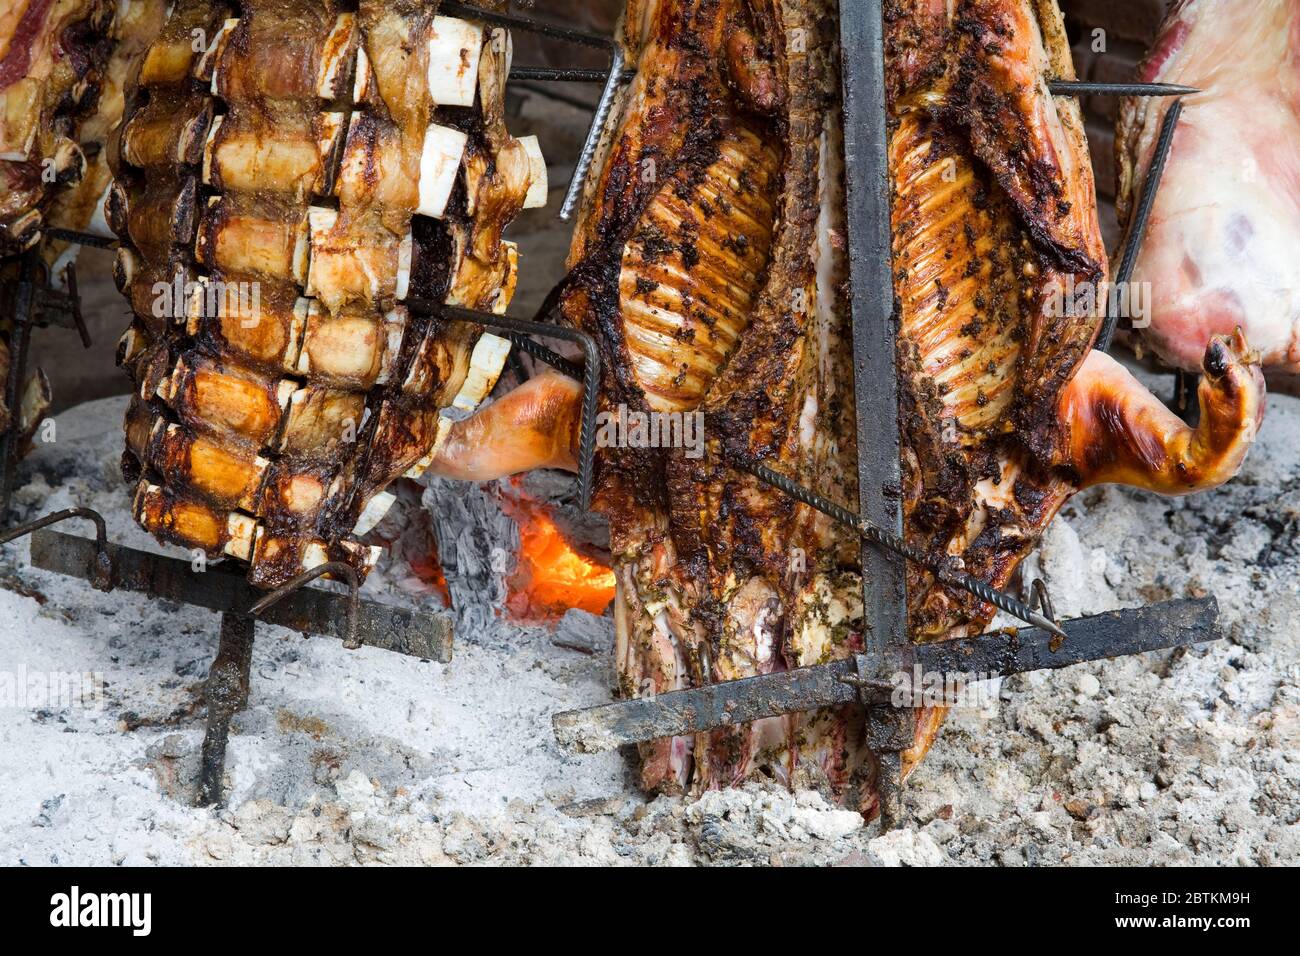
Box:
42;227;117;249
27;529;454;662
513;80;603;112
510;67;635;83
439;1;613;50
919;596;1218;677
552;597;1220;752
1048;81;1199;97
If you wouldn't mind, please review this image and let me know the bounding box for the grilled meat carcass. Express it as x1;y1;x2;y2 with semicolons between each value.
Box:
1;0;164;448
42;0;171;274
1;0;168;257
427;0;1264;813
1;0;109;444
1116;0;1300;375
0;0;112;251
111;0;546;588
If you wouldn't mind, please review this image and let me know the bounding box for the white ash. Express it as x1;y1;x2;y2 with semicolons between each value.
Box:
0;387;1297;866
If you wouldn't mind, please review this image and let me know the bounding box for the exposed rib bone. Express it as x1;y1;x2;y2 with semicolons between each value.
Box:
132;481;256;559
317;13;358;99
519;135;548;209
203;112;345;199
194;18;239;85
148;421;269;512
427;16;484;107
198;196;310;283
416;124;469;219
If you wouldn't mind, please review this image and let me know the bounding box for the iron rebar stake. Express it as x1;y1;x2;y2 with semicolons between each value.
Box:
1097;98;1186;353
560;45;627;222
198;612;256;807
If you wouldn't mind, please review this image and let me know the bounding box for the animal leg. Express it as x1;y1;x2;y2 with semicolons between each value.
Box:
423;373;582;481
1060;330;1265;494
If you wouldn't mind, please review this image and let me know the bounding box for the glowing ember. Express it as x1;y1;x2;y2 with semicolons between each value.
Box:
502;497;615;623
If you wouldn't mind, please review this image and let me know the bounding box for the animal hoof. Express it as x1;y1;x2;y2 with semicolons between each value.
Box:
1201;328;1260;382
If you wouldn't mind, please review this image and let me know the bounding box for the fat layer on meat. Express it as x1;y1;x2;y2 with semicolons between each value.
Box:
1116;0;1300;374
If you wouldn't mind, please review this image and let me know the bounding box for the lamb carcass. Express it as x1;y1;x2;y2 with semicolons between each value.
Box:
442;0;1264;812
1116;0;1300;373
1;0;168;446
1;0;112;446
42;1;172;273
0;0;112;251
110;0;546;587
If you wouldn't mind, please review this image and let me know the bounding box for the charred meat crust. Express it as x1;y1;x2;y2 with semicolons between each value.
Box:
568;0;867;797
563;0;741;499
888;0;1107;640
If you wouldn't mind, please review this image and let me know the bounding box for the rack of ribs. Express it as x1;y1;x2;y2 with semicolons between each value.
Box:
422;0;1265;813
110;0;546;588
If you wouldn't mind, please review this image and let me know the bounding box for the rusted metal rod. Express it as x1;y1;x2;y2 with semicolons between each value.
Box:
1097;98;1185;353
553;598;1221;753
198;612;255;807
0;507;114;590
248;562;361;650
27;527;453;661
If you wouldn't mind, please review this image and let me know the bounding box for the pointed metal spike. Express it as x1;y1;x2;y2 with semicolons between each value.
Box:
1048;80;1200;97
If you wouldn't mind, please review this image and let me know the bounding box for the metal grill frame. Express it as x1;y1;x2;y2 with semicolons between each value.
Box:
504;0;1215;828
0;1;1212;823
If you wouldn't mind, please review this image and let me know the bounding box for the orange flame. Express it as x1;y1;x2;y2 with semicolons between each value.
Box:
502;497;615;623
